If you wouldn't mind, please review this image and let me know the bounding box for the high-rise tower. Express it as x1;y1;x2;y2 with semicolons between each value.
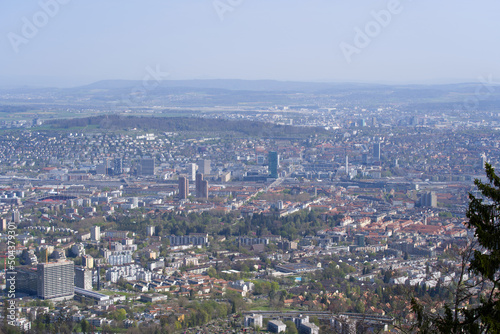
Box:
373;143;381;161
178;176;189;200
268;152;279;178
37;261;74;301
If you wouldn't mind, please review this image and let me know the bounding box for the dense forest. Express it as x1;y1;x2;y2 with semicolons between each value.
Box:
45;115;327;138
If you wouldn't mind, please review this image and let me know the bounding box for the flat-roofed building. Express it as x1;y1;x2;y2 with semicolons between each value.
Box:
37;261;74;301
74;287;111;305
268;320;286;333
75;266;93;290
82;255;94;269
178;176;189;200
140;158;155;176
7;267;38;297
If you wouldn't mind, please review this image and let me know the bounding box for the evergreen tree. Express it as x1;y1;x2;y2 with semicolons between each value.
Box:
412;163;500;333
464;163;500;332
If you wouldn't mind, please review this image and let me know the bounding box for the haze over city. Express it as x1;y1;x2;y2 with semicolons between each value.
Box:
1;0;500;87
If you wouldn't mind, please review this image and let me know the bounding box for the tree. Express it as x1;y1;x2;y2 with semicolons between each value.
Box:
465;163;500;332
284;320;298;334
112;308;127;322
80;319;90;334
411;163;500;333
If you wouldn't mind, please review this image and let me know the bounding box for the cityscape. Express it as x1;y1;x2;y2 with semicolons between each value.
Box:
1;1;500;334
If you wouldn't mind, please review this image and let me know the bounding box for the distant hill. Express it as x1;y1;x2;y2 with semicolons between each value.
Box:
2;79;500;111
78;79;383;92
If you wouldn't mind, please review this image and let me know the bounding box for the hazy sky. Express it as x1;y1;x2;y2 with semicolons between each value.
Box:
1;0;499;87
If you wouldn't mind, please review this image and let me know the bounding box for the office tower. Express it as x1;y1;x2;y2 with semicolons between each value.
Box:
178;176;189;200
345;156;349;175
147;226;156;236
82;255;94;269
362;153;368;165
75;266;93;290
12;210;20;224
420;192;437;208
373;143;381;161
7;267;38;297
197;159;211;175
113;158;123;175
355;234;366;247
201;180;209;199
96;163;107;175
91;225;101;241
140;158;155;176
1;218;6;231
195;173;203;197
268;151;279;178
480;154;487;168
189;163;197;181
37;261;74;300
195;173;209;199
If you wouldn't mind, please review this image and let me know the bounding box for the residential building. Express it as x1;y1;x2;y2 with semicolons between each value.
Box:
178;176;189;200
91;225;101;241
268;320;286;333
373;142;381;161
74;266;92;290
198;159;211;175
37;261;74;301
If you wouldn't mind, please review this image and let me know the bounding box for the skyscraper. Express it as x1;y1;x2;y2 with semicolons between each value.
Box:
373;143;381;161
178;176;189;200
113;158;123;175
268;151;279;178
198;159;211;175
91;225;101;241
195;173;208;199
420;192;437;207
140;158;155;176
480;154;487;169
37;261;74;301
189;163;197;181
12;210;20;224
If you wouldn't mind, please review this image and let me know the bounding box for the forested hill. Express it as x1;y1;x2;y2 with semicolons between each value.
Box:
46;115;327;138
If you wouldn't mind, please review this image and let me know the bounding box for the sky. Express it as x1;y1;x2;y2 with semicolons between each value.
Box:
0;0;499;87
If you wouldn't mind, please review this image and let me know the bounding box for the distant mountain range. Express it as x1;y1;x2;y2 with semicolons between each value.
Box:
1;79;500;110
75;79;493;94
